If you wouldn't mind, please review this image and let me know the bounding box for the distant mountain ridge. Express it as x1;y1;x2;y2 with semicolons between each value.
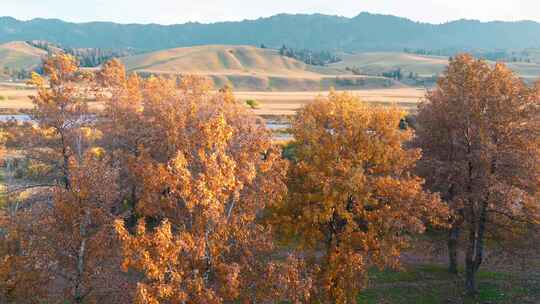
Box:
1;13;540;52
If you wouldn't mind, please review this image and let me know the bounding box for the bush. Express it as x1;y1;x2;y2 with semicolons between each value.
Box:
405;114;418;130
245;99;260;109
281;141;298;161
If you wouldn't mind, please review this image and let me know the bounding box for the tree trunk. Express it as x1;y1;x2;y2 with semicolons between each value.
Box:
465;267;476;295
465;235;476;294
60;132;71;190
465;197;489;295
74;210;89;303
465;209;478;295
445;184;459;274
448;224;460;274
74;237;87;303
474;202;488;272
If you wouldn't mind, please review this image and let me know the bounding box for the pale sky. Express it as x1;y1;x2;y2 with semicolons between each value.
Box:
3;0;539;25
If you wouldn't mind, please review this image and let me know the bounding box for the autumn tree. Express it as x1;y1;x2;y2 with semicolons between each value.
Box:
0;126;48;303
415;54;540;294
37;154;129;303
111;70;310;303
0;55;130;303
270;91;449;303
0;201;48;303
6;54;94;189
95;59;146;219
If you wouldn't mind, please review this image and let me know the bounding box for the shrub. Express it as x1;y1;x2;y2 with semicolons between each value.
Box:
245;99;260;109
281;141;298;161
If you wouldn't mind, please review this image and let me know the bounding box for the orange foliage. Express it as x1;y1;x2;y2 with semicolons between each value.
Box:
270;91;449;303
102;64;307;303
0;55;130;303
415;54;540;294
6;55;524;303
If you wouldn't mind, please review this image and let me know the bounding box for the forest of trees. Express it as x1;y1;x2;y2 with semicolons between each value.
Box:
4;14;540;52
28;40;137;67
0;54;538;303
0;67;34;80
404;47;536;63
63;47;137;67
279;45;341;66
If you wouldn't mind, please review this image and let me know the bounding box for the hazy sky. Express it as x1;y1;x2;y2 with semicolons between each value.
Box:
4;0;539;24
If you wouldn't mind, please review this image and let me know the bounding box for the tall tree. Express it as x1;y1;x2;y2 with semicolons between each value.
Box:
270;91;448;303
95;59;146;217
37;154;127;303
1;55;130;303
415;54;540;294
113;72;309;303
0;201;47;303
0;134;47;303
8;54;94;189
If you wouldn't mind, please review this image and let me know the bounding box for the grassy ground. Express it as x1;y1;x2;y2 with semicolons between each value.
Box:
358;263;540;304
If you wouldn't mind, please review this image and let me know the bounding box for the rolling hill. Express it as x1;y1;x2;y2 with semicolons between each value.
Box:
122;45;396;91
122;46;540;90
122;45;318;76
2;13;540;52
331;52;448;77
330;52;540;82
0;41;46;70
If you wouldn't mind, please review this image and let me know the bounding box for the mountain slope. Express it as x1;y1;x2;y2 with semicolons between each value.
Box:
0;41;46;70
1;13;540;52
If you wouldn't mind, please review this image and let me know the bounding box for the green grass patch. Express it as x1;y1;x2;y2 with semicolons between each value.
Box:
476;282;509;302
358;285;442;304
358;264;537;304
368;267;421;284
416;264;455;278
477;270;512;281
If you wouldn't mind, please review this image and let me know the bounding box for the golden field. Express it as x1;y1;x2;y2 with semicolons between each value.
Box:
0;83;425;116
